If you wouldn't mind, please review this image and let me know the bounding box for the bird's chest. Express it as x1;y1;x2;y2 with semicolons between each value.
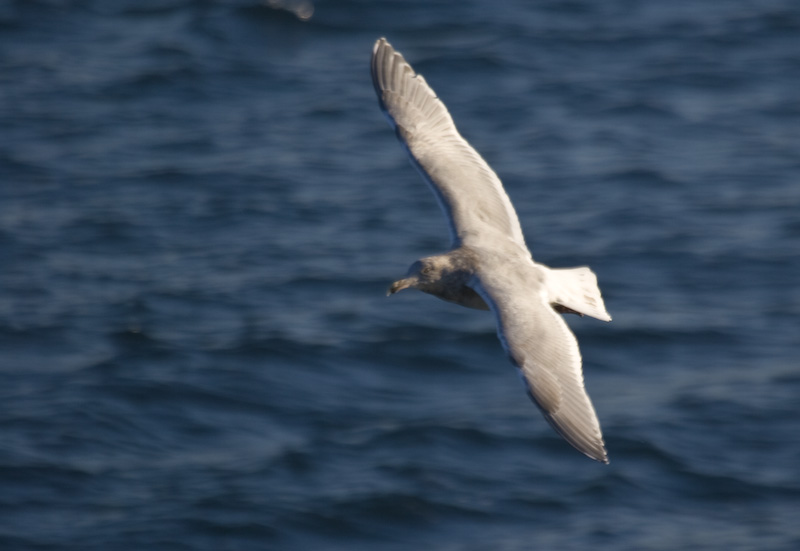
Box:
440;284;489;310
426;270;489;310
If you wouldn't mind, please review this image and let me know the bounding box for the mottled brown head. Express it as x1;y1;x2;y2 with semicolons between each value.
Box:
386;252;489;311
387;257;448;296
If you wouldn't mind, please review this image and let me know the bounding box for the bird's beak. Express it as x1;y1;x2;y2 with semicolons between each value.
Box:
387;277;415;296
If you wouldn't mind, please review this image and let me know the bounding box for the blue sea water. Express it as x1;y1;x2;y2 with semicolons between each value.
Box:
1;0;799;549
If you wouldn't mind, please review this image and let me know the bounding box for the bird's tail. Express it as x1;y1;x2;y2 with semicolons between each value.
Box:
546;267;612;322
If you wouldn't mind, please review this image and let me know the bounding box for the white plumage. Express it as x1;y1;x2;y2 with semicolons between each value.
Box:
373;38;612;463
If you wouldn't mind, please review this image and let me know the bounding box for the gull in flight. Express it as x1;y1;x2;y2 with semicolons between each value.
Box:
372;38;613;463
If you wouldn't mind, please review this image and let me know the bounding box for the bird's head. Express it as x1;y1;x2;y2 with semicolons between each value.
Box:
387;257;446;296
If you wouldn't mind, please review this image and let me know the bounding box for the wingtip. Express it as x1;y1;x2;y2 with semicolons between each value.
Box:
583;443;609;464
373;37;394;61
537;404;610;464
371;37;399;101
581;443;609;464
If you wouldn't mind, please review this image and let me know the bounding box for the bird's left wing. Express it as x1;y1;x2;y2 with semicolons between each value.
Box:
471;263;608;463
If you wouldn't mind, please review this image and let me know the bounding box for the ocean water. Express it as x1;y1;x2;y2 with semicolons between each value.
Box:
1;0;799;549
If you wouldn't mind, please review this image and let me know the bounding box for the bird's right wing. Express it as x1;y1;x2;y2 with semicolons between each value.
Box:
471;264;608;463
371;38;527;250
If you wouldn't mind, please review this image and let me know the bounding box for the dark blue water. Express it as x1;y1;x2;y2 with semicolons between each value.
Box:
1;0;799;549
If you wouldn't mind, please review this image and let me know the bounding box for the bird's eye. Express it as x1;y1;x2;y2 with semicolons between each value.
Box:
421;265;432;275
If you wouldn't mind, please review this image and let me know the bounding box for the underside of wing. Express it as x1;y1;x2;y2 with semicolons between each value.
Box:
472;267;608;463
371;38;527;249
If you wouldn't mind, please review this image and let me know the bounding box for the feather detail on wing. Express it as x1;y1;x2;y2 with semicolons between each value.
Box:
371;38;527;250
471;264;608;463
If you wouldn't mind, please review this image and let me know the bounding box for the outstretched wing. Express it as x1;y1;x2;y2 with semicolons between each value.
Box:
371;38;527;250
472;264;608;463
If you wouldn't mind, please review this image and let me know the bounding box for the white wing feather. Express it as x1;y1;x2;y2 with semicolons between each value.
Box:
472;264;608;463
371;38;527;250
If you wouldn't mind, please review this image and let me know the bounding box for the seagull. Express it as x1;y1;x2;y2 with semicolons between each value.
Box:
372;38;613;463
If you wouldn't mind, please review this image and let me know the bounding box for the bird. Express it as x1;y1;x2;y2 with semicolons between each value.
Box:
372;38;613;463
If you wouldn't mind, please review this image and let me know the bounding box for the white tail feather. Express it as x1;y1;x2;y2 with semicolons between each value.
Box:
546;267;612;322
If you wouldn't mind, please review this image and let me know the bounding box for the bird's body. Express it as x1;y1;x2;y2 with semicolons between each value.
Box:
372;38;612;463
